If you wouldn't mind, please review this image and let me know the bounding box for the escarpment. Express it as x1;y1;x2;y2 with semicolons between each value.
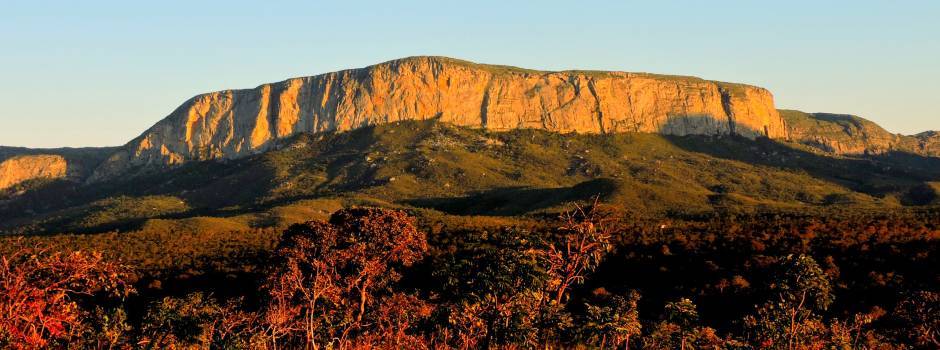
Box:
781;110;940;157
0;155;67;190
90;56;786;180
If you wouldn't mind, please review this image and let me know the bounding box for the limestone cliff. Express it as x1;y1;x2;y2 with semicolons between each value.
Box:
781;110;940;157
0;155;67;190
90;56;786;180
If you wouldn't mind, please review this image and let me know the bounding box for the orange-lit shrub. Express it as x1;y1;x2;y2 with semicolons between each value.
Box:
0;246;131;349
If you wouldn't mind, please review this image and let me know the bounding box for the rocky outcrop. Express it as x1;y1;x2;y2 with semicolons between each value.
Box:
90;56;786;180
0;155;67;190
910;131;940;156
781;110;940;157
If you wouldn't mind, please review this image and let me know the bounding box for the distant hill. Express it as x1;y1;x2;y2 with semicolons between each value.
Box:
0;146;115;191
781;110;940;156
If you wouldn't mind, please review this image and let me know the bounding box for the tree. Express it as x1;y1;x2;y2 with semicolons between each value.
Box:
583;290;642;349
434;229;550;348
648;298;722;350
827;307;888;350
743;254;833;350
542;200;613;305
139;293;256;349
893;291;939;348
0;247;131;350
262;208;429;348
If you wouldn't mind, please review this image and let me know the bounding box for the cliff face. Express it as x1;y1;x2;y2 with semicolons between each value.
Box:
911;131;940;156
781;110;940;157
90;56;785;180
0;155;67;190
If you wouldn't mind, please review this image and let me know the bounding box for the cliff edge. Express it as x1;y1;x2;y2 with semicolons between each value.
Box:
90;56;786;180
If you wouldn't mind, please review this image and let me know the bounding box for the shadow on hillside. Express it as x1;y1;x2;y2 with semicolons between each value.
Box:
405;178;619;216
658;115;940;205
0;152;283;235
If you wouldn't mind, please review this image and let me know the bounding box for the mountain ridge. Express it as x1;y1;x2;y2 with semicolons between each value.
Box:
781;110;940;156
4;119;939;236
0;57;936;191
87;56;787;181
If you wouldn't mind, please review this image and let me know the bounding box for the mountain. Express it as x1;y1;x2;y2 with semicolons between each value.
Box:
3;119;939;236
0;146;115;191
1;57;938;236
782;110;940;156
0;155;66;190
88;56;787;181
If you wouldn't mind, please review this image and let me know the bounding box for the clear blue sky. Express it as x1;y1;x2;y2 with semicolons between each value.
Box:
1;1;938;148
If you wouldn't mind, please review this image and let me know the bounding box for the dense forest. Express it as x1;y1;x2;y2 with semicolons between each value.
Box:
0;203;936;349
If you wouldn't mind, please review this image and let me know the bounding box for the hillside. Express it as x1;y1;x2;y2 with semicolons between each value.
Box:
3;120;938;236
781;109;940;156
0;146;115;191
1;57;937;238
2;57;935;193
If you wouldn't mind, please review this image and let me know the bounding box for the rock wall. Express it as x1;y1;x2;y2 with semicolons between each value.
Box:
91;56;787;180
0;155;67;190
781;110;940;157
910;131;940;156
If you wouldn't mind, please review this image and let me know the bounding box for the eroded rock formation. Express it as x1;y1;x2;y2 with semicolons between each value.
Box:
781;110;940;157
0;155;67;190
91;56;786;180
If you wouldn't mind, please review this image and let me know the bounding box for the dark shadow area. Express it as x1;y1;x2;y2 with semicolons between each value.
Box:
577;209;940;335
659;115;940;203
404;178;619;216
0;127;389;235
0;145;117;180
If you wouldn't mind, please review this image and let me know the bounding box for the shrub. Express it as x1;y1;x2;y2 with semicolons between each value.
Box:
0;246;131;349
262;208;429;348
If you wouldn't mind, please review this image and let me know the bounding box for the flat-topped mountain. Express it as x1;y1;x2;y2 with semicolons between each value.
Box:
0;57;936;195
89;56;786;180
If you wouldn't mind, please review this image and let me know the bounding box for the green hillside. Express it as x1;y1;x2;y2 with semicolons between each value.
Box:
2;119;938;236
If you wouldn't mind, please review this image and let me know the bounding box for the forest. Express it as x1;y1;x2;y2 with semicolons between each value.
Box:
0;203;937;349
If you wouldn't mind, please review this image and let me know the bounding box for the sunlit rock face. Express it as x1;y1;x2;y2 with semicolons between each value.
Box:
90;56;786;180
911;131;940;156
781;110;940;157
0;155;67;190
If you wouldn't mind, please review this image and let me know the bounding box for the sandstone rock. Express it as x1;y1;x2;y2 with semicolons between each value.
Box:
911;131;940;156
781;109;940;157
91;56;786;180
0;155;67;190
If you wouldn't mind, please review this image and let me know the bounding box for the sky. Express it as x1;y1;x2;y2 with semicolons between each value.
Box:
1;1;938;148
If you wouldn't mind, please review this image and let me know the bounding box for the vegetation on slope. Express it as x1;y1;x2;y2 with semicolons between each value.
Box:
2;119;938;236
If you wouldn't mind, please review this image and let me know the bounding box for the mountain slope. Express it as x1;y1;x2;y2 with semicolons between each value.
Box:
0;146;115;191
89;56;786;180
4;120;938;236
781;110;940;156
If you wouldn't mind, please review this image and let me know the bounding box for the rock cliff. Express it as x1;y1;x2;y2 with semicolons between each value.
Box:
910;131;940;156
90;56;786;180
0;155;67;190
781;110;940;157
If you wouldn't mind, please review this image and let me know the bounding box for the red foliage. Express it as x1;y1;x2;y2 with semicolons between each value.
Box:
262;208;429;348
543;200;613;304
0;245;131;349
